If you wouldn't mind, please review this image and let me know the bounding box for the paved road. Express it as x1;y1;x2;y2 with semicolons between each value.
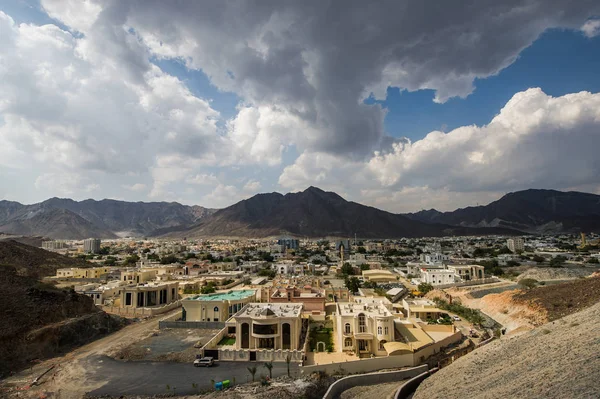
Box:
88;356;300;396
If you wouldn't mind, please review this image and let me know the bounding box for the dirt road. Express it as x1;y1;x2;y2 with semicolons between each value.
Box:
1;309;182;399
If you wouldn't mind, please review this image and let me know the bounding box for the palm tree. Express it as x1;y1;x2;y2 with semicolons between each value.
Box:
285;354;291;377
264;362;273;379
247;365;257;382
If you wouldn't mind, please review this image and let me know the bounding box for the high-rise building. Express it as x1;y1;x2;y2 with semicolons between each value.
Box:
41;240;68;250
277;237;299;250
83;238;101;254
507;238;524;253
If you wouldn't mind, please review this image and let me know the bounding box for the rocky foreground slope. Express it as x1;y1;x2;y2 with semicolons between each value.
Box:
0;241;126;377
414;295;600;398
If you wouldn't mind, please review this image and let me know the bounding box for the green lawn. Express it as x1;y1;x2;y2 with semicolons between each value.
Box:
218;336;236;346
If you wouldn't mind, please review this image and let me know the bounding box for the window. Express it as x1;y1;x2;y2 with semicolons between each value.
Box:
377;326;382;335
345;323;351;334
214;306;219;312
379;340;387;350
384;326;389;335
358;313;366;333
344;338;352;347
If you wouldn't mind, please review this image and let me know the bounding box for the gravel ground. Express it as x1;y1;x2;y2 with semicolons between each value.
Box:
111;328;219;362
414;300;600;399
340;380;406;399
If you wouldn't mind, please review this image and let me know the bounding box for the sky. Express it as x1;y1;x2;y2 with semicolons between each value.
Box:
1;0;600;212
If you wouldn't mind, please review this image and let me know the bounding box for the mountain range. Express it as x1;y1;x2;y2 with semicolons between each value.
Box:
405;189;600;234
161;187;518;238
1;188;599;240
0;198;215;239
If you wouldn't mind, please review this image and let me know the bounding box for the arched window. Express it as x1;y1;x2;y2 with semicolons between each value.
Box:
345;338;352;347
214;306;219;312
345;323;351;334
377;326;382;335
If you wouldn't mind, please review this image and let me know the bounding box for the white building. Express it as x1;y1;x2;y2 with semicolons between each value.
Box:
420;268;455;285
230;303;303;351
446;264;485;281
420;252;449;265
333;299;395;357
507;238;524;253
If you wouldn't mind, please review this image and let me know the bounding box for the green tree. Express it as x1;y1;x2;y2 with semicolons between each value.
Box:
359;264;370;271
345;276;361;293
532;255;545;263
160;254;179;264
417;283;434;294
506;260;521;267
104;256;117;266
549;256;566;268
518;278;538;290
340;263;355;276
247;366;257;382
201;282;216;294
258;268;276;278
363;280;378;289
357;246;366;254
586;257;599;264
497;246;512;255
264;362;273;379
124;254;139;265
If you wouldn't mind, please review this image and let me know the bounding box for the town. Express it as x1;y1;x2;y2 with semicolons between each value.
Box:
14;232;593;396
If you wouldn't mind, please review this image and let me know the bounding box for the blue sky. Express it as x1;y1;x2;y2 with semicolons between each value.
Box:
372;29;600;142
1;1;599;212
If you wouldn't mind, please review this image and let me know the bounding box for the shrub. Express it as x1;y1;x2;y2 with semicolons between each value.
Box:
518;278;538;290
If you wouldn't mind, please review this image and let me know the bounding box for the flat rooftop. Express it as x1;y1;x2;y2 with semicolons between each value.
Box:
337;302;392;317
234;303;303;318
187;289;255;301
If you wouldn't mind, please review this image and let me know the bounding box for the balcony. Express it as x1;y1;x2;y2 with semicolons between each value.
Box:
354;325;373;339
252;324;279;338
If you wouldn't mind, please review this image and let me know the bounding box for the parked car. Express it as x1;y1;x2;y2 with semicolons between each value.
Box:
193;357;214;367
452;315;461;321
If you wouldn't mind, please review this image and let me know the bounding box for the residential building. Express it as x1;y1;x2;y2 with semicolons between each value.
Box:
446;264;485;281
507;238;524;253
402;298;443;321
269;285;325;312
420;268;455;285
41;240;68;250
419;252;449;265
55;266;111;279
76;280;123;306
229;303;303;351
83;238;101;254
182;290;256;322
333;300;395;357
119;281;179;308
361;269;397;283
121;268;157;285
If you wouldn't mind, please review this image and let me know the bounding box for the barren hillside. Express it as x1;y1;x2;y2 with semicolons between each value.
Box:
0;239;91;278
414;299;600;399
